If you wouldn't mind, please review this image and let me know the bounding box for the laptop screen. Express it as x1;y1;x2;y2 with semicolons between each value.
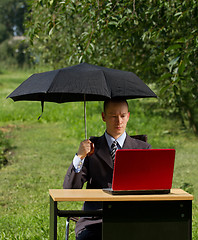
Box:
112;149;175;191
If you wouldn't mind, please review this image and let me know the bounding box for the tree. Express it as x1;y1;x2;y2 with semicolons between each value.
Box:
26;0;198;134
0;0;31;68
0;0;27;42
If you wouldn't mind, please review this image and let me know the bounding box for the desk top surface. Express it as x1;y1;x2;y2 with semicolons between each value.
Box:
49;189;193;202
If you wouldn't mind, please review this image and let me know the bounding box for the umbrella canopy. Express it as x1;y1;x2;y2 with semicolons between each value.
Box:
7;63;157;137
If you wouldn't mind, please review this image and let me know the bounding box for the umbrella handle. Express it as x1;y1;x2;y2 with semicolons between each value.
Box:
87;142;94;156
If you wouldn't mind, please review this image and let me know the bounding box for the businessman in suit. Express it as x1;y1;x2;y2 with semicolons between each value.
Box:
63;99;151;240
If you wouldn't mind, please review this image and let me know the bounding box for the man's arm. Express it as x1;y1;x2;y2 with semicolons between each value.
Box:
63;160;87;189
63;139;94;189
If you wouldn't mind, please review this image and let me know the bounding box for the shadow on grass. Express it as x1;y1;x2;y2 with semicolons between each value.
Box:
0;128;16;169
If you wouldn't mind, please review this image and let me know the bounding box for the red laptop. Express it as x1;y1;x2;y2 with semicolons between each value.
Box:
103;149;175;195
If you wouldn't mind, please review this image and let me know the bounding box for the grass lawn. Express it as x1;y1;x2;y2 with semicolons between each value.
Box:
0;70;198;239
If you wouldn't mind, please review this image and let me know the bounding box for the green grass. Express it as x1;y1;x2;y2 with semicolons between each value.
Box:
0;70;198;239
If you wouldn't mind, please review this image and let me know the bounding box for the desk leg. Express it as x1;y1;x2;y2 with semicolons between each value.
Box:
50;196;57;240
103;200;192;240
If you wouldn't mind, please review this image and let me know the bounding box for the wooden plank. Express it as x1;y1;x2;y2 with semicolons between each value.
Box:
49;189;193;202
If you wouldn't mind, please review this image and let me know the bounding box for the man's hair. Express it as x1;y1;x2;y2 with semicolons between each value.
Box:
103;99;128;113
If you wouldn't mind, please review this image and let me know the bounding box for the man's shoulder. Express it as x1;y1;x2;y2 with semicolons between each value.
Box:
126;134;151;149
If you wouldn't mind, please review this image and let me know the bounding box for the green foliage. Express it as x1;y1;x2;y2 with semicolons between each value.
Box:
25;0;198;135
0;23;9;43
0;0;27;43
0;0;30;69
0;37;32;69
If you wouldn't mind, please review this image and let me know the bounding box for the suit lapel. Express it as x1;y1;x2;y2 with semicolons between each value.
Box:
95;134;113;168
122;133;136;149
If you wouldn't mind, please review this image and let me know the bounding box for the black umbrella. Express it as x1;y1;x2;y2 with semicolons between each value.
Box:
7;63;157;138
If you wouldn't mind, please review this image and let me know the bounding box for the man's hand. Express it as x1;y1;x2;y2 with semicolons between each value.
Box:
77;139;94;159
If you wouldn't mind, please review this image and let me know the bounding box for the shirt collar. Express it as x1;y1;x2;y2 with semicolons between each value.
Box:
105;131;126;150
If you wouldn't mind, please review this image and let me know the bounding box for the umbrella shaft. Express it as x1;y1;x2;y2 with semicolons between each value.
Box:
84;95;87;139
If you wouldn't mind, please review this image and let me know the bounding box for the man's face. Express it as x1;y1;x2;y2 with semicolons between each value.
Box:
102;101;130;139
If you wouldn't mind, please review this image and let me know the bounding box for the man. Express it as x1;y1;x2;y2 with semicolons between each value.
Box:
63;99;151;240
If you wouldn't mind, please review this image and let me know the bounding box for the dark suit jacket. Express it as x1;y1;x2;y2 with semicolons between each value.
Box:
63;133;151;234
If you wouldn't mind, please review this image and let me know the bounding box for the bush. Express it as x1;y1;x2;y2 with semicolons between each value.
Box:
0;37;32;69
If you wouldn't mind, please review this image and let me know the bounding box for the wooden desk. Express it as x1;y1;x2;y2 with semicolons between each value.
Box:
49;189;193;240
